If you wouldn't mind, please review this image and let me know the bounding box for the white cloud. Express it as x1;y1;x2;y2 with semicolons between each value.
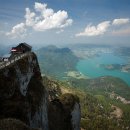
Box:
35;2;47;12
25;8;36;26
76;21;110;37
6;23;27;39
33;10;72;31
25;2;73;31
112;18;130;25
6;2;73;39
35;2;54;18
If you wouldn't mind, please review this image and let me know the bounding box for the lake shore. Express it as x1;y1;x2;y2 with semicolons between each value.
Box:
66;71;89;79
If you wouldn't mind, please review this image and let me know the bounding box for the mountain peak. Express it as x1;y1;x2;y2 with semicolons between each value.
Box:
0;51;81;130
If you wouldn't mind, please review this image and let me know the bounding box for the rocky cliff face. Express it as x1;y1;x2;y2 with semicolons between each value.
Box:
0;52;81;130
43;77;81;130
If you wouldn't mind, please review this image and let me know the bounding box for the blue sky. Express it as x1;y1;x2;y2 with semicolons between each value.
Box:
0;0;130;47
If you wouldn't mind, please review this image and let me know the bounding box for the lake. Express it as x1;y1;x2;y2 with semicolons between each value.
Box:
76;53;130;86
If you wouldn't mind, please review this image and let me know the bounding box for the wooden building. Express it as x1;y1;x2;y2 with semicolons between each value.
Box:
1;54;12;61
11;43;32;54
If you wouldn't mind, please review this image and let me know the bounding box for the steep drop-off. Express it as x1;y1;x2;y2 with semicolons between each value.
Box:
0;52;81;130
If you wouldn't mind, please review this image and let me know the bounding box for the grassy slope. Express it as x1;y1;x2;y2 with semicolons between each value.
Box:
58;77;130;130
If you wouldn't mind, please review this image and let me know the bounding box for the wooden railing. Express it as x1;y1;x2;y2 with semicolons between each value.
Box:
0;52;32;70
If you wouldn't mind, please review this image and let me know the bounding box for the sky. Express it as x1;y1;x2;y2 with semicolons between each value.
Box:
0;0;130;47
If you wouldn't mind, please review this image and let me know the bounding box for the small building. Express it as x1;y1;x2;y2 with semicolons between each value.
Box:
11;43;32;54
2;54;12;61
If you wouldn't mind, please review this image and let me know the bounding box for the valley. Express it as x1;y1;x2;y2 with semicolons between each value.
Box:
35;45;130;129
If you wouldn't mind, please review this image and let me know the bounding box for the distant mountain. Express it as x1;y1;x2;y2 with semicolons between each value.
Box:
36;45;79;78
69;43;111;49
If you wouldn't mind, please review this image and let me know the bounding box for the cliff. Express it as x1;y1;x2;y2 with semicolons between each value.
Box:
0;52;81;130
43;76;81;130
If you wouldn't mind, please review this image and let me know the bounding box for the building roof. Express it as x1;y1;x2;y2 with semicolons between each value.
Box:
18;43;32;49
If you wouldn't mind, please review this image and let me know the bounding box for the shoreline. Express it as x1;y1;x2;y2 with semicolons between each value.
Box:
66;71;89;79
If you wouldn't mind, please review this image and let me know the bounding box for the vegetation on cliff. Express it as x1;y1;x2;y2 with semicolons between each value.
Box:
43;76;130;130
66;76;130;130
0;52;81;130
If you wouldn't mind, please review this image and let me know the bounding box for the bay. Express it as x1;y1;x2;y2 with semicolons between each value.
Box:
76;53;130;86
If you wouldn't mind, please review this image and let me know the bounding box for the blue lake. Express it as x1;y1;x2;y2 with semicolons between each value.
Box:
76;53;130;86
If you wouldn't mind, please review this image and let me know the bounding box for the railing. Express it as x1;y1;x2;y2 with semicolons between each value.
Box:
0;52;32;70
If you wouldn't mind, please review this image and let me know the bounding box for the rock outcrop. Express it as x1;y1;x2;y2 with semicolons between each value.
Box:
0;52;48;130
43;76;81;130
0;118;41;130
0;52;81;130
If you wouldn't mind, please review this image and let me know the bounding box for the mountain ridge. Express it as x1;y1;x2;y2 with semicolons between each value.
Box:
36;45;79;78
0;52;81;130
